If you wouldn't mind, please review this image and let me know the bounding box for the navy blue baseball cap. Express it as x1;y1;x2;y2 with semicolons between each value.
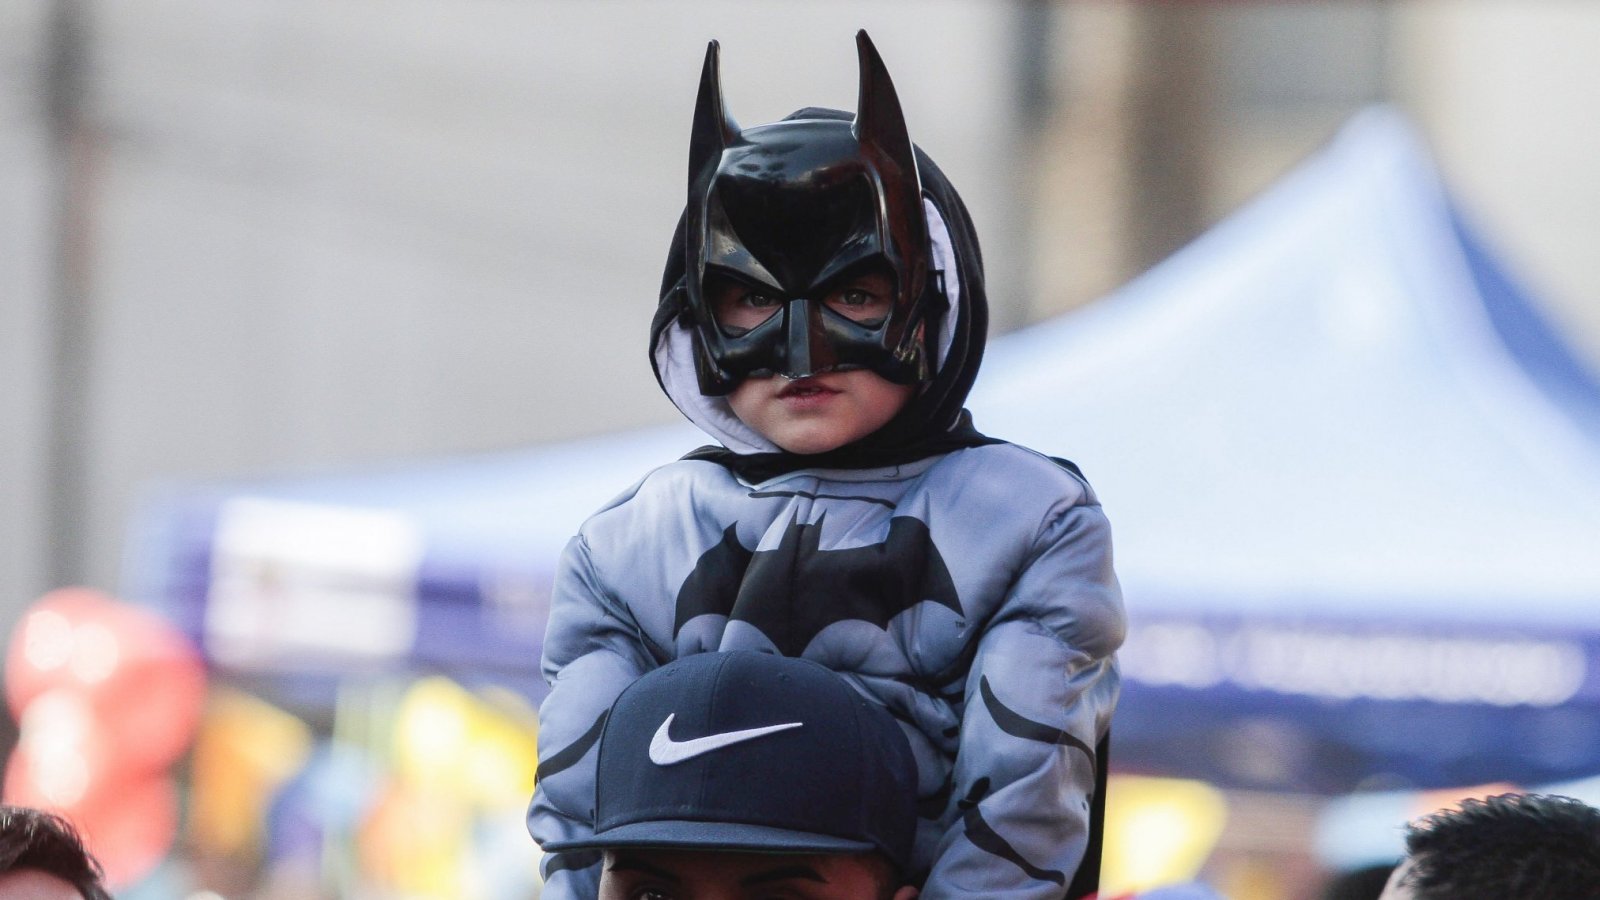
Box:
543;651;918;870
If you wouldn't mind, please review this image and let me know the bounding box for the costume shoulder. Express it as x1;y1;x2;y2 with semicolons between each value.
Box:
577;457;741;533
929;441;1122;656
930;441;1103;511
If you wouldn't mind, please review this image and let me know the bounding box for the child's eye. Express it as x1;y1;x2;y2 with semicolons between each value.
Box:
710;279;784;332
823;283;892;324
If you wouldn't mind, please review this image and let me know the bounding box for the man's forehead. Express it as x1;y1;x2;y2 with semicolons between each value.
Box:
0;869;88;900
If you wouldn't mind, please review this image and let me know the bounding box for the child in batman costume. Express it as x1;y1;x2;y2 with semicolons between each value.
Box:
529;32;1124;900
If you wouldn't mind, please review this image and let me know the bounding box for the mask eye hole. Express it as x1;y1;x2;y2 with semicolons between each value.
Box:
821;266;895;326
707;274;784;335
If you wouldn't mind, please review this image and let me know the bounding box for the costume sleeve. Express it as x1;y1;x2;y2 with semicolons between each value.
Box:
527;532;658;900
922;499;1124;900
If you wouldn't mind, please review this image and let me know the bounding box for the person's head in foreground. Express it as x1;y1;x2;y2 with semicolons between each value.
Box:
0;807;111;900
653;30;990;471
544;651;920;900
1378;792;1600;900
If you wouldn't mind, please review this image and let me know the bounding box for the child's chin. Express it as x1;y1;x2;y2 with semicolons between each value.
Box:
773;437;852;456
768;427;858;456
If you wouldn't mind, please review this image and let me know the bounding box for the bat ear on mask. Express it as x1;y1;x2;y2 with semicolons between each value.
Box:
852;30;919;209
688;40;739;197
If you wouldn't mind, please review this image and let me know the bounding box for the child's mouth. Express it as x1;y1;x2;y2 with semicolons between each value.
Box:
777;379;839;400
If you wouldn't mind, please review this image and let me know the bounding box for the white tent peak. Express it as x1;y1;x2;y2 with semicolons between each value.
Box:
971;106;1600;625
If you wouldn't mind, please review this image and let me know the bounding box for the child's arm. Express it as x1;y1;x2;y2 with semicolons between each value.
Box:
924;499;1124;899
527;532;657;900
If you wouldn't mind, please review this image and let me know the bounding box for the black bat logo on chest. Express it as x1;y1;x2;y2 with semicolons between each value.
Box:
673;515;962;657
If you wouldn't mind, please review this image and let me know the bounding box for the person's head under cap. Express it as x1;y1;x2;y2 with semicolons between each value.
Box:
545;651;921;900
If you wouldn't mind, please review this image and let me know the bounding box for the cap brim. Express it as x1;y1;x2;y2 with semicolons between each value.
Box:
544;819;879;858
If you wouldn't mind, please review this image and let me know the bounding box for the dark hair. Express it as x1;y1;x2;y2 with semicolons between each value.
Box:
1402;793;1600;899
0;806;112;900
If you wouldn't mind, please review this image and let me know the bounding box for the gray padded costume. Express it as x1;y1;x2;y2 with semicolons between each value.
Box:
527;123;1124;900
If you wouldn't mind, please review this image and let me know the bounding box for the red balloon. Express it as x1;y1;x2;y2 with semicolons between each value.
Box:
5;588;206;771
75;774;180;888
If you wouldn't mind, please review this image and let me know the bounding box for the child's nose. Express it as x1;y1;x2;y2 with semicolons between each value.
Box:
779;297;840;379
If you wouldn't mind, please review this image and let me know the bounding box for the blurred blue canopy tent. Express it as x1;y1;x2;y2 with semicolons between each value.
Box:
126;108;1600;793
971;107;1600;792
125;421;703;701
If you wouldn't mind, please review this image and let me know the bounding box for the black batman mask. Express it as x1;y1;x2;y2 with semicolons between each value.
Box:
673;31;943;395
651;31;997;478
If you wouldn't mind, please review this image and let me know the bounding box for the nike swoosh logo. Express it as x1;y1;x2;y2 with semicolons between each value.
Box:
648;714;803;766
